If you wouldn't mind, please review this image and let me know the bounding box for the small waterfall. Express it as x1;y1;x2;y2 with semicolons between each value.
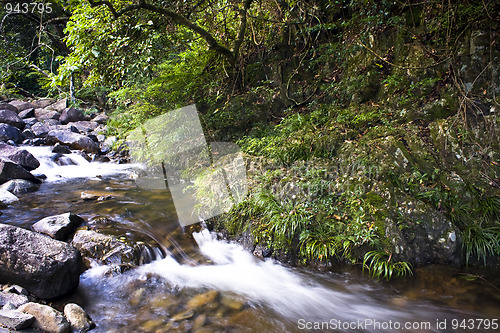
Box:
24;146;136;182
135;229;404;322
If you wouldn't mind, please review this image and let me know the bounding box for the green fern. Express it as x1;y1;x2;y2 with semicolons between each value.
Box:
363;250;413;280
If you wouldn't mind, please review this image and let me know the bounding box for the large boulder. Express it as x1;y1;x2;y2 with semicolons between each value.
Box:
92;113;109;125
0;123;22;143
34;108;60;121
0;157;39;184
0;309;34;330
0;224;82;299
0;143;40;170
68;121;99;133
18;108;35;119
8;101;34;112
0;189;19;206
46;130;99;154
18;302;70;333
0;102;18;113
0;179;38;193
0;109;25;129
0;291;28;308
31;122;50;138
59;108;86;125
31;98;55;109
71;229;141;267
46;98;67;112
32;213;85;241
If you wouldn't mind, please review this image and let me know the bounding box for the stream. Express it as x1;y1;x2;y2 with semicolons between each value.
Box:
1;146;499;332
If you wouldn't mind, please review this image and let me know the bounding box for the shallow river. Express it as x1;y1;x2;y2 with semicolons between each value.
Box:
1;147;499;332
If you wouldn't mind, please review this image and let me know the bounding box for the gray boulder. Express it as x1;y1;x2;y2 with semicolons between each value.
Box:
32;98;55;109
0;103;18;113
67;121;98;133
8;101;35;112
0;189;19;206
0;291;28;308
0;224;82;299
23;117;38;127
18;108;35;119
32;213;85;241
0;143;40;170
72;229;141;267
34;108;60;121
92;113;109;124
63;303;95;333
46;98;67;112
0;123;22;143
22;129;35;139
0;309;34;330
46;130;99;154
0;109;24;129
0;157;39;184
52;143;72;154
31;122;50;137
59;108;86;125
18;303;70;333
0;179;38;193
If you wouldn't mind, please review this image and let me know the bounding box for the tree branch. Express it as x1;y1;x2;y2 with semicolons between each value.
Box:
87;0;253;65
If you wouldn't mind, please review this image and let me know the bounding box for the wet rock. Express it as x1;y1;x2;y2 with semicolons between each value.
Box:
0;102;18;113
22;129;35;139
80;191;114;201
52;154;77;166
0;291;29;308
63;303;95;333
141;319;164;331
3;285;28;296
32;138;45;146
18;108;35;119
0;142;40;170
0;189;19;206
31;122;50;138
0;123;22;143
193;313;207;329
23;117;38;127
8;101;34;112
19;302;70;333
0;157;39;184
0;309;35;330
60;108;86;125
34;108;60;121
78;151;91;162
32;213;85;241
0;109;25;129
46;130;99;154
186;290;219;310
0;179;38;193
0;223;82;299
71;229;141;267
52;143;72;154
220;296;244;310
170;309;194;322
92;155;110;163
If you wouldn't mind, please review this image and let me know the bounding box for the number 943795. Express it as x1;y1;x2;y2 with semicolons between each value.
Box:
5;2;53;14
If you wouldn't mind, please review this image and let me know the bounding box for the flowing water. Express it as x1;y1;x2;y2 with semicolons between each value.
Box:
1;147;499;332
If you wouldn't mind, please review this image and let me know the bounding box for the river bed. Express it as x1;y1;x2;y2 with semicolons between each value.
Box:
1;147;499;332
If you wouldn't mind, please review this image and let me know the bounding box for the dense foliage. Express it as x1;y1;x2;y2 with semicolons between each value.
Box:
2;0;499;278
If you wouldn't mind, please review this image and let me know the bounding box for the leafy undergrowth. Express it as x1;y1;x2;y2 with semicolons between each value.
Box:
210;104;499;280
